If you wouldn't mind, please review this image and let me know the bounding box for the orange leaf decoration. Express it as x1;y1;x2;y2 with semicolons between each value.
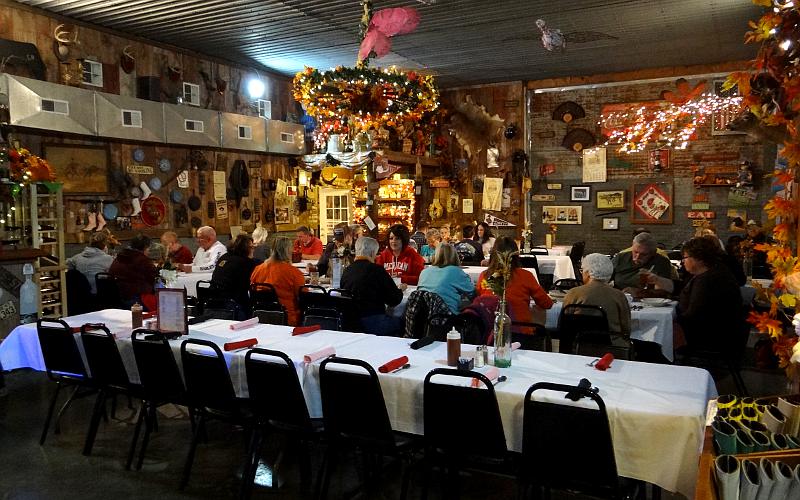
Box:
748;310;784;340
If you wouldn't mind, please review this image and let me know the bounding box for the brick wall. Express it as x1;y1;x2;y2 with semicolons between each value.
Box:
527;78;774;255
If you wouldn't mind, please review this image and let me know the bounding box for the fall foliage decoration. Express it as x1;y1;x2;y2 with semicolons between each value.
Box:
0;146;56;195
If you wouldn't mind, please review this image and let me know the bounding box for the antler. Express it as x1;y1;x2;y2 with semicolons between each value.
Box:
54;24;78;44
122;45;135;61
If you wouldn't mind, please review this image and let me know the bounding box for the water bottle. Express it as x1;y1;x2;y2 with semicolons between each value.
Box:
331;254;342;289
19;263;39;324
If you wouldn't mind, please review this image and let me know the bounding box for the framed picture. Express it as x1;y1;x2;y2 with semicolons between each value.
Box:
570;185;590;202
275;207;290;224
541;205;582;225
631;181;674;224
602;217;619;230
42;144;109;195
287;185;298;197
596;190;625;209
649;148;670;171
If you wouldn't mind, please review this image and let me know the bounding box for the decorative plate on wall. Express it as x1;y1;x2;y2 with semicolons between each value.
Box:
159;157;172;172
133;148;145;162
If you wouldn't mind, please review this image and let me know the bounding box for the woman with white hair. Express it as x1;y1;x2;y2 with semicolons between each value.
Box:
563;253;631;339
251;224;271;262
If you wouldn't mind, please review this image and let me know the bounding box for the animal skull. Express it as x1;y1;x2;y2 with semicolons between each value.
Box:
53;24;79;61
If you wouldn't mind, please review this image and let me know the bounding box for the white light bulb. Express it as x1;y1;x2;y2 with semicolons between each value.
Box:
781;39;792;51
247;79;265;99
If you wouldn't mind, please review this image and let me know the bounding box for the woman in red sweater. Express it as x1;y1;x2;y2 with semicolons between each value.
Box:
375;224;425;285
476;237;553;342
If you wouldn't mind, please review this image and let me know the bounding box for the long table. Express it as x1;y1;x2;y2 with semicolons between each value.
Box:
462;255;575;285
1;309;715;497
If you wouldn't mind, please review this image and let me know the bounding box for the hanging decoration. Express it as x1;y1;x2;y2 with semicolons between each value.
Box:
358;7;420;63
599;93;743;153
0;145;56;196
535;19;566;51
727;1;800;381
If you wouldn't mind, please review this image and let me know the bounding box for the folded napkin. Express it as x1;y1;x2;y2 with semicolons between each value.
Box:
229;317;259;331
378;355;409;373
471;366;499;388
142;311;156;319
511;341;521;351
304;346;335;363
223;338;258;351
293;324;321;336
595;352;614;371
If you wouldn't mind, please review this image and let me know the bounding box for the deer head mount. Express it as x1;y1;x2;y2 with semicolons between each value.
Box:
53;24;79;62
120;45;135;74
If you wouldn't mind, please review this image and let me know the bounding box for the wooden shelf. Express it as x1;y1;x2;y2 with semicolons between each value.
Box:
0;248;48;263
379;150;439;167
695;183;736;188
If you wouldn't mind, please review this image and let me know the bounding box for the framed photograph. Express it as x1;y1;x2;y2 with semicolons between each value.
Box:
570;185;591;202
602;217;619;230
649;148;670;171
631;181;674;224
596;190;625;210
156;288;188;336
287;185;298;197
42;144;109;195
275;207;290;224
541;205;582;225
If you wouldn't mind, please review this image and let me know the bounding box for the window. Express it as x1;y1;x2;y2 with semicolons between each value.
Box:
238;125;252;140
121;109;142;128
182;82;200;106
280;132;294;144
40;98;69;115
81;60;103;87
184;119;204;133
256;99;271;119
326;194;349;224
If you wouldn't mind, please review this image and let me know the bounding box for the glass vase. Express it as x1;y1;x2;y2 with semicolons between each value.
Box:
493;300;512;368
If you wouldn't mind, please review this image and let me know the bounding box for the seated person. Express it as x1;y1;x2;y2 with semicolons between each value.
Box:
475;222;496;257
376;224;425;285
147;242;166;269
109;233;158;309
455;225;484;265
563;253;631;345
419;228;441;263
313;222;354;276
212;234;258;317
341;236;404;336
293;225;324;260
66;231;113;294
675;237;743;351
418;243;475;314
611;232;673;296
410;221;429;250
161;231;193;267
251;224;271;262
250;237;305;326
183;226;227;273
438;224;452;244
476;237;553;343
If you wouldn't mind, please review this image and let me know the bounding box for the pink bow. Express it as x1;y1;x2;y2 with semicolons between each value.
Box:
358;7;420;62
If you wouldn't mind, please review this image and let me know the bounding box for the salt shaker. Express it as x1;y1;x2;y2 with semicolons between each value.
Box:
475;346;485;368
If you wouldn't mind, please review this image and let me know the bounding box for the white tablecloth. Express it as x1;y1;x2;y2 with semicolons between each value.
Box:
463;266;539;284
543;300;677;361
174;271;214;297
0;309;715;497
462;256;574;285
524;245;571;256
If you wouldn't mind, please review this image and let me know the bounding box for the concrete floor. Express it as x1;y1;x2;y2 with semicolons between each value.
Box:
0;360;788;500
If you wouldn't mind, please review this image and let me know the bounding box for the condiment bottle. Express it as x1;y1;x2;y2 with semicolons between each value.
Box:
131;302;143;329
446;327;461;367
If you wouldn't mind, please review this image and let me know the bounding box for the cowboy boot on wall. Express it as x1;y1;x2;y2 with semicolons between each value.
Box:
131;198;142;217
82;211;97;231
95;211;107;232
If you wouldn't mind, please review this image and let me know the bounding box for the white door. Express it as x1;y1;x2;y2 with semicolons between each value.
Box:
318;188;351;243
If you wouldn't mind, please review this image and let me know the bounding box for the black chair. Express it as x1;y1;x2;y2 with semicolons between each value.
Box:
521;382;638;499
195;280;221;313
179;339;254;490
94;272;124;310
243;349;324;497
249;282;283;312
318;357;419;499
518;255;539;276
422;368;515;498
551;278;583;291
202;297;243;320
511;321;551;351
254;308;287;325
557;303;609;355
80;323;141;456
65;269;94;314
36;318;93;445
299;285;329;314
569;241;586;277
128;328;192;471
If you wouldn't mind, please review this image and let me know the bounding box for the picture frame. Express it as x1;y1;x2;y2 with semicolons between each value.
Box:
275;207;290;224
602;217;619;230
570;185;591;202
541;205;582;225
596;190;625;210
42;144;109;195
631;181;674;224
156;288;188;336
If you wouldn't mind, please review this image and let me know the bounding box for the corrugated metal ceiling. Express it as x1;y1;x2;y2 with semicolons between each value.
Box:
14;0;763;87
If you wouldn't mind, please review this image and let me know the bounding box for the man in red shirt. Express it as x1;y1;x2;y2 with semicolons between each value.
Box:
293;226;324;260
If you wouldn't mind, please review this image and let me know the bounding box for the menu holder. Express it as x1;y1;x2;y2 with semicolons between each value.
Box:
156;287;188;336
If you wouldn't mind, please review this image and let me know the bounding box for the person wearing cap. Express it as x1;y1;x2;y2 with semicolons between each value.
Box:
182;226;227;273
312;222;354;276
293;226;324;260
161;231;193;266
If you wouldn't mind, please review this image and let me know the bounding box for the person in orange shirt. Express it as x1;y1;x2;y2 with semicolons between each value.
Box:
250;236;305;325
476;237;553;345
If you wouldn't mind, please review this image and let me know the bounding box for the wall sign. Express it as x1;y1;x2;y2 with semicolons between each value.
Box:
632;181;674;224
687;211;716;219
126;164;154;175
532;194;556;202
546;183;562;190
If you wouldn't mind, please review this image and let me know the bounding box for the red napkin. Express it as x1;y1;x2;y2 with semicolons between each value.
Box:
293;324;321;336
378;355;409;373
229;317;259;331
595;353;614;371
304;346;335;363
142;311;156;319
223;338;258;351
471;366;499;388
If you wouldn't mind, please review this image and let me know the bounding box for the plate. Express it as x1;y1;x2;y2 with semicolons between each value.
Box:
170;189;184;203
102;203;118;220
159;157;171;173
640;298;671;307
149;177;162;191
133;148;145;162
140;196;166;226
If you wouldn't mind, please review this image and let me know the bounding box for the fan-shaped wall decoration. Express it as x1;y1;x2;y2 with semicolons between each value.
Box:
552;101;586;123
561;128;596;152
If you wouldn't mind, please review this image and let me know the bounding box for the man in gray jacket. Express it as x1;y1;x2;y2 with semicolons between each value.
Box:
66;232;114;294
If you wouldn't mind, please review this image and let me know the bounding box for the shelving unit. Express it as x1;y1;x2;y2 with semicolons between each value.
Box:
352;179;415;239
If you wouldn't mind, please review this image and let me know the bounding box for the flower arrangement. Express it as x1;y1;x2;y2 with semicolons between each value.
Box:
727;1;800;380
0;146;56;188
